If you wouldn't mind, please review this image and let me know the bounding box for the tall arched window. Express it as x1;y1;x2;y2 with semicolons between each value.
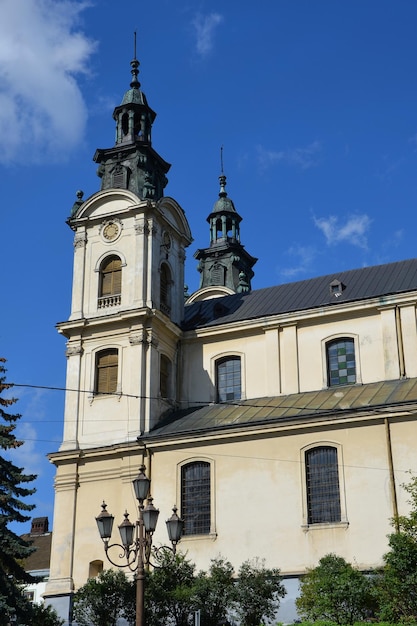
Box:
98;255;122;308
95;349;118;395
160;263;171;314
216;356;241;402
181;461;211;535
160;354;171;399
305;446;341;524
326;338;356;386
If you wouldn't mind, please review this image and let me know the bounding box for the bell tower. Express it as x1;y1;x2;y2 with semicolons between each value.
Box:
194;173;257;294
45;47;192;619
59;48;192;449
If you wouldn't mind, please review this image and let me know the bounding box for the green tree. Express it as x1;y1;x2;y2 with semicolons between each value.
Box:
232;558;286;626
193;556;235;626
145;549;196;626
72;569;135;626
377;474;417;621
296;553;375;625
30;602;65;626
0;358;38;625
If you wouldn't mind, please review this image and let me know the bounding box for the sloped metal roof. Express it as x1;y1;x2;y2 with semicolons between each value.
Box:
148;378;417;439
183;258;417;330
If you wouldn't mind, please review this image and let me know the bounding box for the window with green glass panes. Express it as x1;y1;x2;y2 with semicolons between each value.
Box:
326;338;356;386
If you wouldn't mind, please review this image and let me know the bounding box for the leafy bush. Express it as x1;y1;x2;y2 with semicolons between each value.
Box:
72;569;135;626
296;554;376;625
231;557;286;626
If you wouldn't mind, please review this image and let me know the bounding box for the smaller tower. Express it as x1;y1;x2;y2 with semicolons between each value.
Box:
93;46;170;201
194;173;257;293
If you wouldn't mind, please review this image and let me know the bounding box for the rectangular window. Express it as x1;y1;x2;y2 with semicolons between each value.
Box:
306;446;341;524
181;462;211;535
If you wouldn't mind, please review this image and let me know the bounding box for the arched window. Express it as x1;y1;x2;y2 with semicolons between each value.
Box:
95;349;118;395
181;461;211;535
98;256;122;308
326;338;356;386
305;446;341;524
160;263;171;314
216;356;241;402
160;354;171;399
121;113;129;136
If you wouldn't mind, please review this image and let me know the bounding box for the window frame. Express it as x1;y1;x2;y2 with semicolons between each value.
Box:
95;252;126;310
322;334;361;388
99;255;122;297
300;442;348;529
214;354;243;403
94;348;119;396
177;458;216;539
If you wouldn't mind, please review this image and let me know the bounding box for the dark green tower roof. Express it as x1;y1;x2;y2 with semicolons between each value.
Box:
93;49;169;201
210;174;239;215
194;173;257;294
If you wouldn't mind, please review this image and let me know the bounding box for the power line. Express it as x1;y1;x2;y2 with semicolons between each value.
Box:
11;381;409;416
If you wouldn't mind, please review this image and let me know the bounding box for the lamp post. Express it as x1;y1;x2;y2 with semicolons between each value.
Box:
95;464;184;626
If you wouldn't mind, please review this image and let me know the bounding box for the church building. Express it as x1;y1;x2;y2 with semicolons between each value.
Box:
44;52;417;624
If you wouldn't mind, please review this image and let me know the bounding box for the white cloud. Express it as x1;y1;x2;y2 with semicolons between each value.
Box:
280;245;318;278
313;214;372;249
0;0;96;164
257;141;321;171
192;12;223;57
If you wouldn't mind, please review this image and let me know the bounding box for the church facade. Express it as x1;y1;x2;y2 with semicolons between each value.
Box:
45;53;417;624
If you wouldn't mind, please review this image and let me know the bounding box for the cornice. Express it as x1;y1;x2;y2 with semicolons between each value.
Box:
57;307;155;337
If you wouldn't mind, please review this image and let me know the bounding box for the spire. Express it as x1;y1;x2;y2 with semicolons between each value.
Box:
130;31;140;89
93;39;170;201
194;166;257;294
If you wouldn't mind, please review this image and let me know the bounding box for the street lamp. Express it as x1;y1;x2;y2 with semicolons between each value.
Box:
95;464;184;626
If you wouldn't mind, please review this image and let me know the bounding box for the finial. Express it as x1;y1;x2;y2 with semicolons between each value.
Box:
219;173;227;198
218;146;227;196
130;31;140;89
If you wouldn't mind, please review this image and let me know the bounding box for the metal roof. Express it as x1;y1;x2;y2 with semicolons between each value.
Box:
148;378;417;439
183;258;417;330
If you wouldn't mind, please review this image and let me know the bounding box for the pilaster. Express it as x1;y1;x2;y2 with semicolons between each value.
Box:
399;304;417;378
69;229;87;320
60;339;83;451
263;325;281;395
280;323;299;394
379;306;400;380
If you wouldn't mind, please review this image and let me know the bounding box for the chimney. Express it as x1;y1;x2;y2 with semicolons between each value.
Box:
30;517;49;535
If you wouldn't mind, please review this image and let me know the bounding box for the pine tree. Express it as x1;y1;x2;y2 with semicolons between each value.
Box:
0;358;37;624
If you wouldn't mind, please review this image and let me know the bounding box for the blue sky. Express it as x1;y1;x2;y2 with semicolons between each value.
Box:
3;0;417;532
